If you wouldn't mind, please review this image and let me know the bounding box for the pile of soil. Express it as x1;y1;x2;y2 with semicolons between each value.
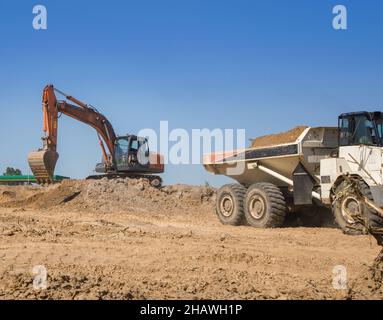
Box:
0;186;40;203
0;179;216;216
0;190;16;202
251;126;308;148
349;248;383;299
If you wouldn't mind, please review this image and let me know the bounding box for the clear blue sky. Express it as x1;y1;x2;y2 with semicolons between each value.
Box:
0;0;382;186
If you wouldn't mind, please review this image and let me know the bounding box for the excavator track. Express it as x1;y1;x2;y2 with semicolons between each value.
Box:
27;150;59;184
86;174;163;188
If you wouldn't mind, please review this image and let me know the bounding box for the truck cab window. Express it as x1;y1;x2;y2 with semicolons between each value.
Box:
376;119;383;141
339;118;351;146
339;114;377;146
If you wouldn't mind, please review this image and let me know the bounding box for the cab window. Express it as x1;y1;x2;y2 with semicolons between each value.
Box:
116;138;129;154
339;114;376;146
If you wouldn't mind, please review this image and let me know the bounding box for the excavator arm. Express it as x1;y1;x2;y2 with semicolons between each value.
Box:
28;84;117;184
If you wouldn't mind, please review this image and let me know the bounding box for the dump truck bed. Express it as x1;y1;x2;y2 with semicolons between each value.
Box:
203;126;339;187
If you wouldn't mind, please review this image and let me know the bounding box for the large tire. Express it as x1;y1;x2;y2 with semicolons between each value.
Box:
244;182;286;228
215;184;247;226
332;179;381;235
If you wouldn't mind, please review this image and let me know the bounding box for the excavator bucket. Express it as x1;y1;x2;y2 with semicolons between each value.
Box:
27;150;59;184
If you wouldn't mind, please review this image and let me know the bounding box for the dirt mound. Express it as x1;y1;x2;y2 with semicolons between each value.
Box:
0;186;41;205
349;248;383;299
0;190;16;202
251;126;308;148
1;179;216;216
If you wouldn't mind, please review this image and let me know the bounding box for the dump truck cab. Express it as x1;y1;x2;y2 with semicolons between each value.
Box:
338;111;383;147
320;112;383;236
337;111;383;188
321;112;383;203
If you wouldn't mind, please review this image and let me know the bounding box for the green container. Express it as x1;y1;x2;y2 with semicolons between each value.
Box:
0;175;69;184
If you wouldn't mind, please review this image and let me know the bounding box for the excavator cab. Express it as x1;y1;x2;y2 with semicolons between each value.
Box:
114;135;150;169
95;135;150;174
339;111;383;147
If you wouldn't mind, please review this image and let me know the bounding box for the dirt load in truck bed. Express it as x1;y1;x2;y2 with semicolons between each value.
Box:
251;126;308;148
0;178;382;300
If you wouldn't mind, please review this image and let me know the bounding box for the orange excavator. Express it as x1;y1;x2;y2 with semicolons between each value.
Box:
28;84;164;187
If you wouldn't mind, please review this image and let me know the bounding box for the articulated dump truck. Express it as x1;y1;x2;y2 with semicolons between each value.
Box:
204;112;383;243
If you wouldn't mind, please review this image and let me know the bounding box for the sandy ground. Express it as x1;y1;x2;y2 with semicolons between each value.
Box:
0;179;382;300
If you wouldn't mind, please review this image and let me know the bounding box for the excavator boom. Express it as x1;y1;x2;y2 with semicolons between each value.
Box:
28;85;117;184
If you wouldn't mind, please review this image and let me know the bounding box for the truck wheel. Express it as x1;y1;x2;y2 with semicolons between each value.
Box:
215;184;247;226
332;179;375;235
244;182;286;228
